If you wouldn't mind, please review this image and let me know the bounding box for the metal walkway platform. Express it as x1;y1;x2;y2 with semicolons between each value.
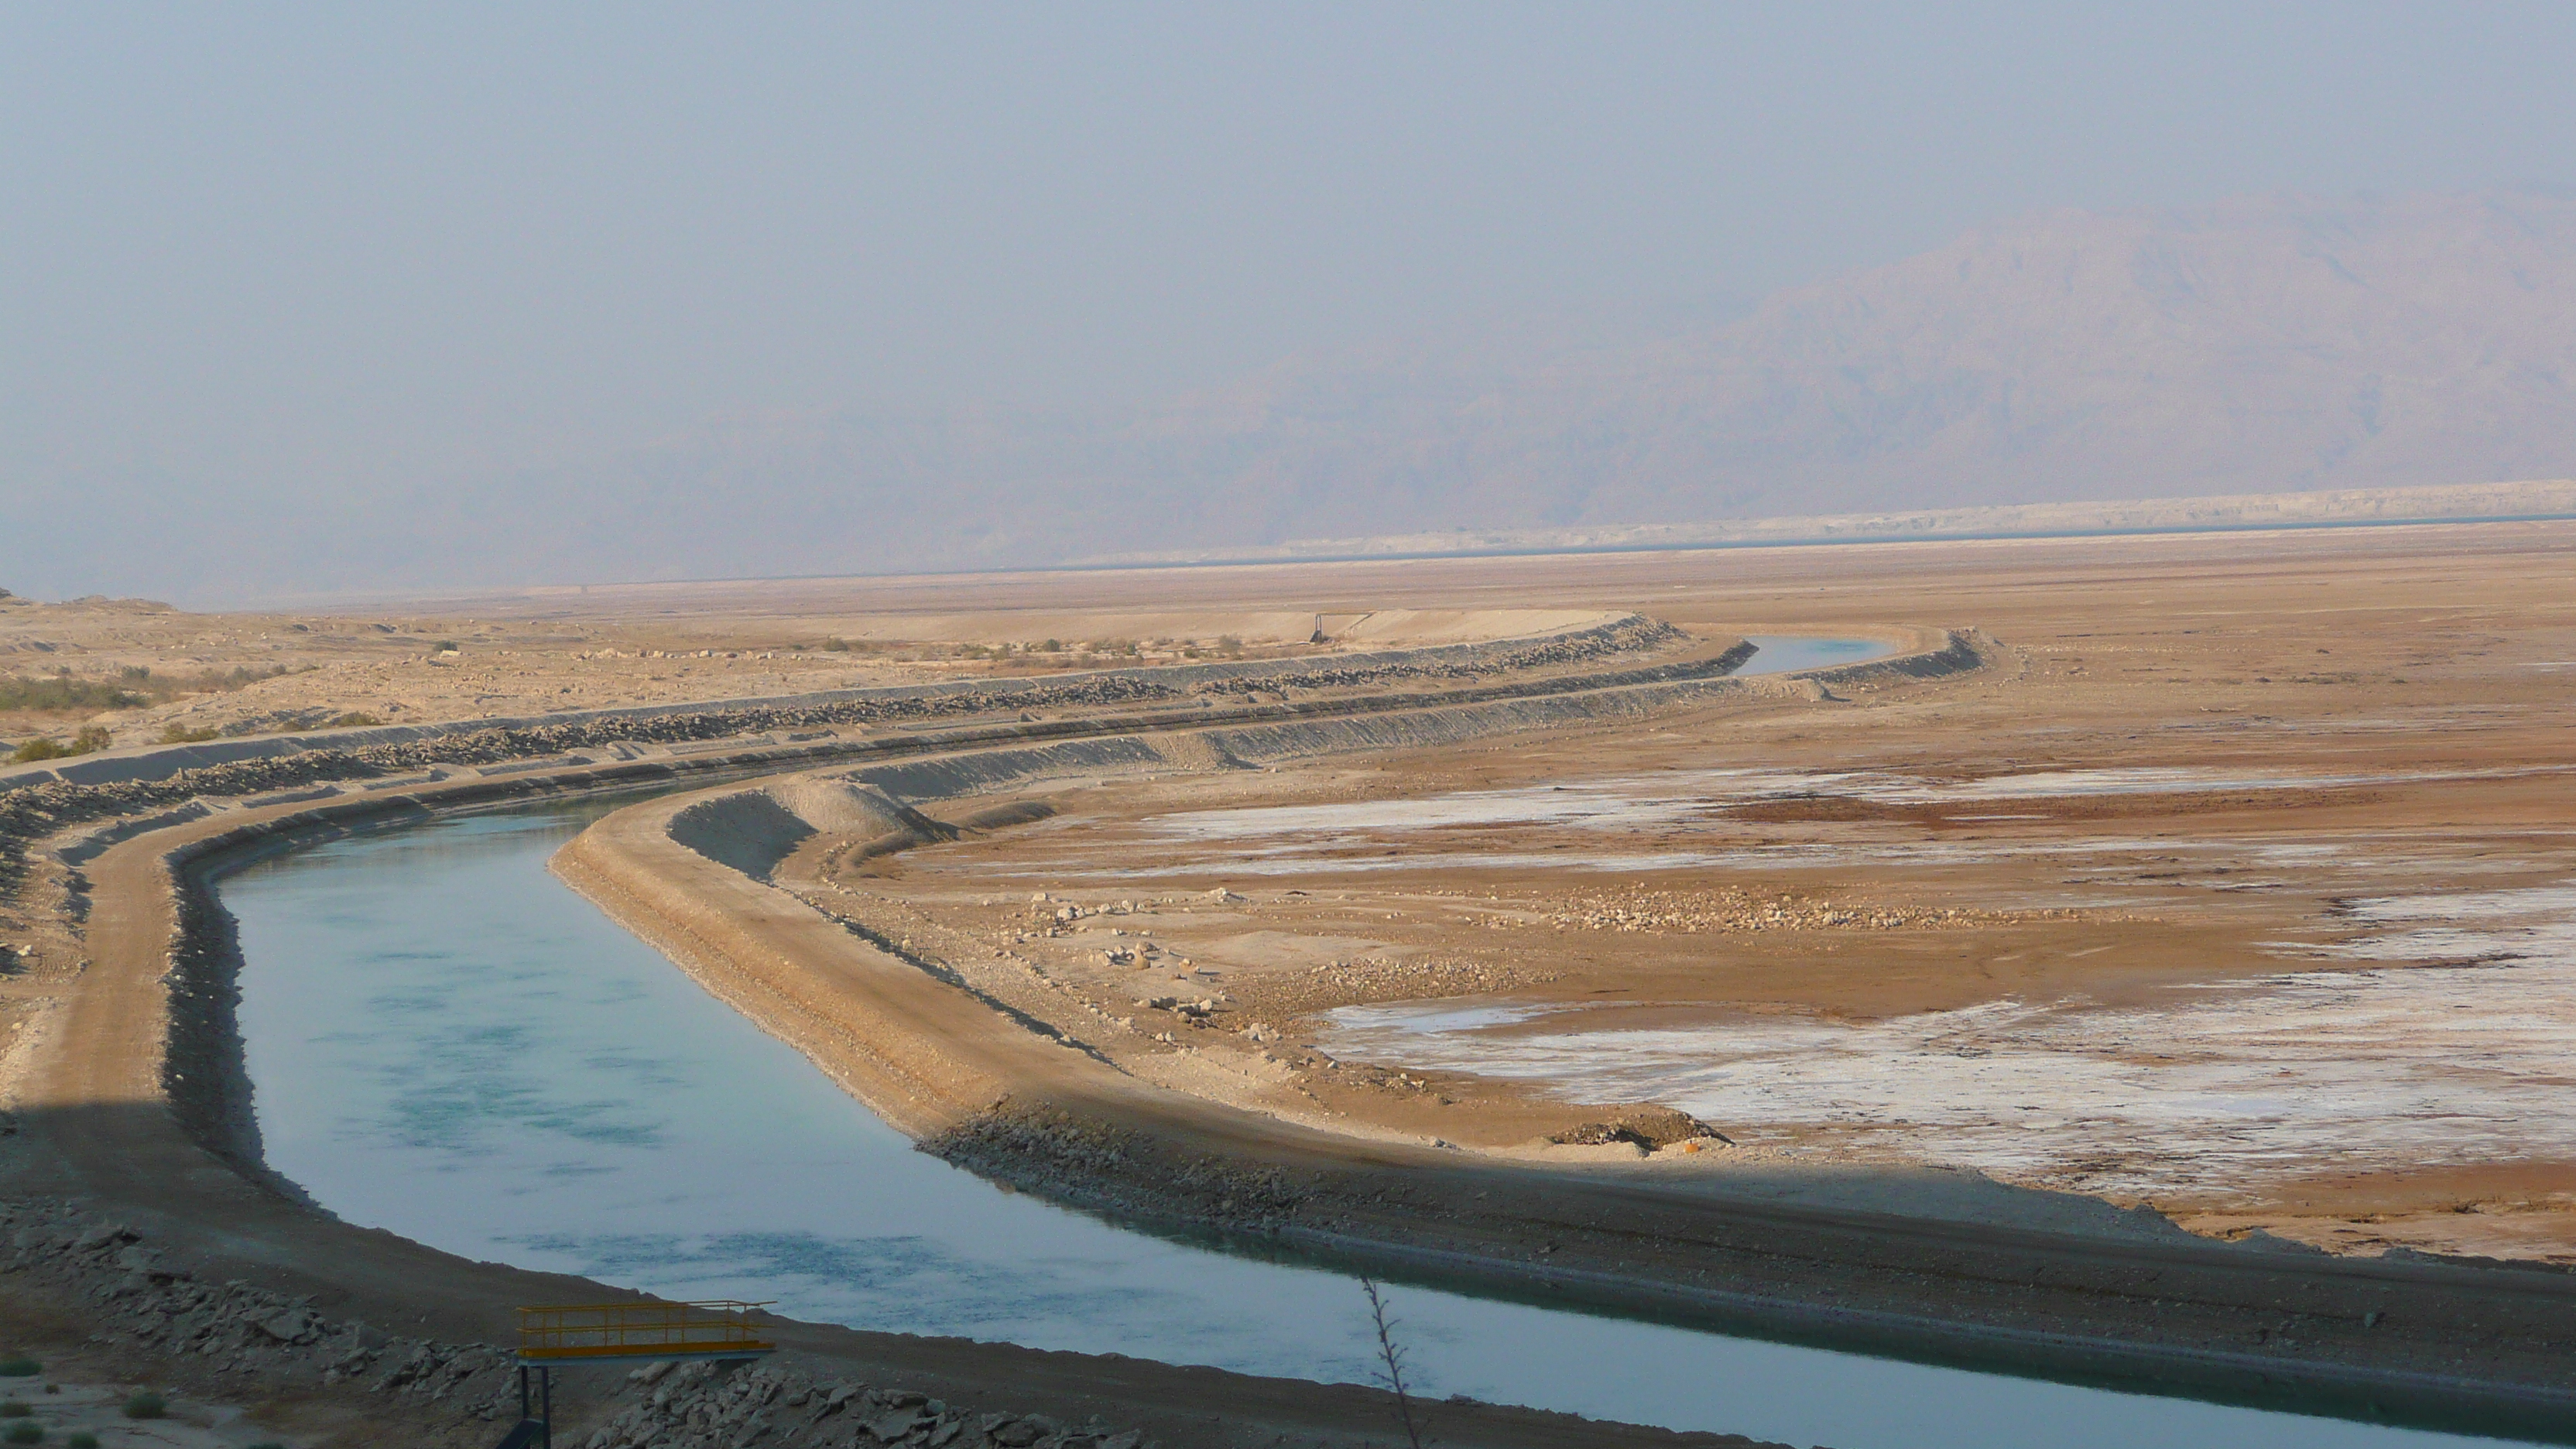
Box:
498;1300;776;1449
517;1299;776;1364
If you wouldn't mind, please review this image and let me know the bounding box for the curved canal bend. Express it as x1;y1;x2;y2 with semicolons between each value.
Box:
211;639;2517;1449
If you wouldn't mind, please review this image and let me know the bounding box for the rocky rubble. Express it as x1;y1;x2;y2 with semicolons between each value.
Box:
0;618;1711;896
0;1199;1155;1449
927;1105;1314;1239
1503;886;2079;935
1184;616;1694;700
4;1198;527;1438
0;671;1184;891
587;1360;1149;1449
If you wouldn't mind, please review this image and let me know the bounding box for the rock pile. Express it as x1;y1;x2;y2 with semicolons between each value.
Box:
928;1105;1314;1239
0;1199;1157;1449
0;618;1707;896
591;1360;1148;1449
1260;954;1542;1014
1185;616;1690;700
0;672;1182;891
5;1199;529;1433
1509;887;2074;935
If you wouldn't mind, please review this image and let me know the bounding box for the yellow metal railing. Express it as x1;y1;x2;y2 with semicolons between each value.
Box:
516;1300;776;1362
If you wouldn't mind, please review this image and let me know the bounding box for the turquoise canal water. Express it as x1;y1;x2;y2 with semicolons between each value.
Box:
219;805;2519;1449
1734;635;1900;674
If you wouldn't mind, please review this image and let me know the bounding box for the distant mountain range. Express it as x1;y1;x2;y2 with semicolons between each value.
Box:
440;189;2576;585
22;190;2576;602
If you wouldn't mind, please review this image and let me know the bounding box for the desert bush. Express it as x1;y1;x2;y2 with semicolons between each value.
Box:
2;1420;39;1443
15;726;116;759
0;675;146;712
0;663;292;717
63;1434;95;1449
170;664;288;693
0;1359;35;1378
0;1400;26;1416
156;724;220;744
327;712;383;728
121;1391;163;1419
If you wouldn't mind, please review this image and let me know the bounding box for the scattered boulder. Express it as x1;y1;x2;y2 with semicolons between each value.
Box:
71;1221;136;1253
865;1405;929;1441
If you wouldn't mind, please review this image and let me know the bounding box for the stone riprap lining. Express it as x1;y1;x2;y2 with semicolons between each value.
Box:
0;615;1684;793
0;619;1748;897
123;626;1931;1180
0;1200;1161;1449
31;623;1969;1195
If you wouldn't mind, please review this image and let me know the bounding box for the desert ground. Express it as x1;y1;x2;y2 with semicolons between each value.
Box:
5;519;2576;1444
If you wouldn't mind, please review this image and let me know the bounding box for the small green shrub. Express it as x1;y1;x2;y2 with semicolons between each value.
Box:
245;1442;285;1449
0;1359;35;1377
62;1434;94;1449
0;1400;25;1415
9;725;111;760
157;724;221;744
327;711;383;728
0;674;146;712
122;1390;164;1419
3;1420;41;1443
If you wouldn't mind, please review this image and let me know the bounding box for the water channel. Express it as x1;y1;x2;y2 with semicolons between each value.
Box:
215;642;2530;1449
1735;635;1900;675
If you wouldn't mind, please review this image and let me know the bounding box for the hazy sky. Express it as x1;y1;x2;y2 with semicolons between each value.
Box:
7;2;2575;596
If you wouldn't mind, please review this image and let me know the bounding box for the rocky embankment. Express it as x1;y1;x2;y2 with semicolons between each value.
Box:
0;1199;1160;1449
0;615;1722;896
587;1362;1153;1449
